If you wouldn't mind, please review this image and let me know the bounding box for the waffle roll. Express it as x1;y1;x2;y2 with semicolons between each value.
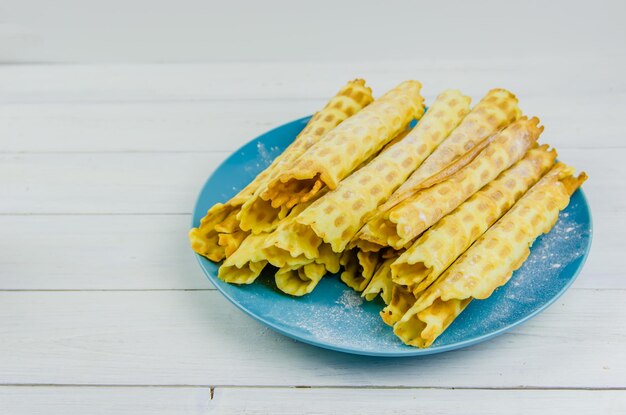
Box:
258;126;416;264
381;88;522;211
362;255;399;304
380;284;417;326
393;163;587;348
272;243;341;296
190;79;374;259
260;81;425;212
218;199;318;284
391;145;557;291
275;262;328;297
339;250;382;292
217;230;249;258
294;90;471;254
356;116;543;250
217;232;271;284
189;203;240;262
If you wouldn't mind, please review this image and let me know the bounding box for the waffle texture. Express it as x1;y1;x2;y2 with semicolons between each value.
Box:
295;90;471;253
190;79;373;260
356;117;543;250
393;163;587;347
382;88;522;210
391;145;557;291
261;81;425;211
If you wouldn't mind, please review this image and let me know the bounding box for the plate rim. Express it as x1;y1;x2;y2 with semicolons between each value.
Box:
190;115;594;357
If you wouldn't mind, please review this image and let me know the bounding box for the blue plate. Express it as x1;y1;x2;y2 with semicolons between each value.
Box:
192;116;593;356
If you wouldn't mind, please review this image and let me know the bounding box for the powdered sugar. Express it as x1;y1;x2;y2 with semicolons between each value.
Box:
336;290;363;308
278;279;403;351
510;203;588;292
449;198;591;340
242;142;281;175
256;142;281;167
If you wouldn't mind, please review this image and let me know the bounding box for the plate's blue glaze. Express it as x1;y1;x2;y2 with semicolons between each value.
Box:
192;116;593;356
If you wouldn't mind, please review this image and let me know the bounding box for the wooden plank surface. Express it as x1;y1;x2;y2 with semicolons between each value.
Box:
0;100;316;153
0;215;211;290
1;387;624;415
1;290;624;387
0;61;623;411
1;59;624;104
0;153;224;214
1;93;623;153
211;388;626;415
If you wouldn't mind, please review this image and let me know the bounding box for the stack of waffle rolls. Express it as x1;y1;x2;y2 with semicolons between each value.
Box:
261;80;425;209
354;116;544;251
190;80;587;348
393;163;586;347
189;79;374;260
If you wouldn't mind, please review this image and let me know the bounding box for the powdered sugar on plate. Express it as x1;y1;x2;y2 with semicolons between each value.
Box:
270;280;403;352
256;142;282;167
507;204;588;297
336;290;364;308
446;199;591;341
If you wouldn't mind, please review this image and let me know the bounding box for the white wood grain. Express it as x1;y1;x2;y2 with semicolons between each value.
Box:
0;387;624;415
0;386;212;415
2;93;623;152
0;211;618;290
1;59;624;105
0;153;226;214
0;215;212;290
0;100;316;153
1;290;624;387
0;148;619;214
211;388;626;415
0;60;623;409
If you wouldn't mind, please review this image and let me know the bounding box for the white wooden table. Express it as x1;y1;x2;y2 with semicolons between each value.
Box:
0;59;624;414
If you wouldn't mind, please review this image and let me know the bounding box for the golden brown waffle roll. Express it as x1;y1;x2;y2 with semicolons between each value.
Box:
217;230;249;258
255;197;324;263
189;204;237;262
218;233;270;284
261;81;425;211
275;262;327;297
190;79;374;259
260;196;327;264
380;284;416;326
259;126;419;264
218;197;321;284
391;145;557;290
255;195;341;296
362;255;398;304
272;243;341;296
294;90;471;254
339;250;381;292
356;117;543;250
393;163;587;348
381;88;521;210
218;222;334;288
